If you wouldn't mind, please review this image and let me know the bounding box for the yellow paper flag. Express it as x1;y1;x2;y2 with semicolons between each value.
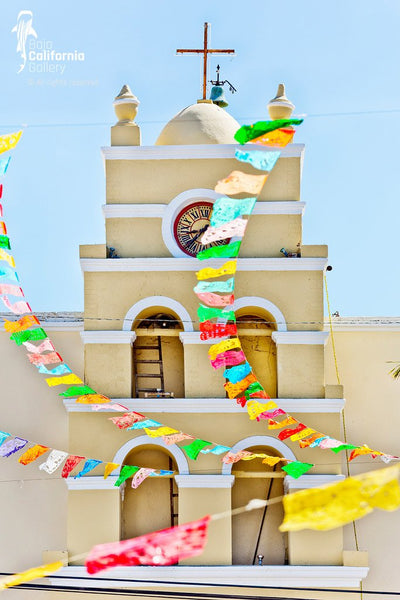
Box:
0;248;15;268
46;374;83;387
208;338;241;360
246;400;278;420
196;260;237;281
0;131;22;155
144;426;179;438
104;462;119;479
0;561;63;590
280;465;400;532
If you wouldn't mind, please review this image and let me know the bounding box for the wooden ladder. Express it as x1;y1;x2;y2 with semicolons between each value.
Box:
132;336;165;398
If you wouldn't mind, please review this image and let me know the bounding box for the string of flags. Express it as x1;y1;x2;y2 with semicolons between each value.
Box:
3;465;400;589
192;117;399;466
0;127;397;481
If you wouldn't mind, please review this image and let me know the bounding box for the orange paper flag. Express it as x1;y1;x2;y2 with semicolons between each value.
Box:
18;444;49;465
215;170;267;196
250;127;295;147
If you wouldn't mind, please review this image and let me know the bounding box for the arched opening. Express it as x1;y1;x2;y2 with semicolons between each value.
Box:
235;309;277;398
231;445;286;565
132;308;184;398
121;445;178;541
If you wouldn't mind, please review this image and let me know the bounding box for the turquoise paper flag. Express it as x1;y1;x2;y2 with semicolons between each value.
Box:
197;241;241;261
197;305;235;322
0;431;11;447
37;363;72;375
194;278;234;294
128;419;162;430
115;465;140;487
210;197;256;227
0;157;11;177
224;362;252;384
282;461;314;479
75;459;102;478
235;149;281;172
234;118;303;144
0;267;19;282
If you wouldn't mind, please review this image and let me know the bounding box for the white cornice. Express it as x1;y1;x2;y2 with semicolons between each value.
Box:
285;474;345;491
51;565;369;589
80;257;328;273
101;143;305;162
324;317;400;332
179;332;225;345
102;204;167;219
80;331;136;344
272;331;329;345
101;201;305;220
65;476;118;490
63;397;345;413
175;475;235;489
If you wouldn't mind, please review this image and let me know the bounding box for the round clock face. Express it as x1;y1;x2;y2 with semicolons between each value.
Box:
173;202;227;257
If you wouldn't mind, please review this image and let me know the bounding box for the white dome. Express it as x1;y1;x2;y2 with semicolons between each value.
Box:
156;102;239;146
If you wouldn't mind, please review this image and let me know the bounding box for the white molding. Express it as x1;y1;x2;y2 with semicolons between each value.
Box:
272;331;329;345
234;296;287;332
51;565;369;589
101;143;305;162
285;474;345;492
65;476;118;490
112;435;189;475
175;475;235;489
102;201;305;220
123;296;193;332
102;204;166;219
253;201;305;215
80;257;328;273
63;397;345;413
80;331;136;344
179;332;222;345
222;435;297;475
162;189;222;258
324;317;400;332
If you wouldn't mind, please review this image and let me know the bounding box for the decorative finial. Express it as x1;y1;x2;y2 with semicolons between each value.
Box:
113;84;140;125
267;83;295;120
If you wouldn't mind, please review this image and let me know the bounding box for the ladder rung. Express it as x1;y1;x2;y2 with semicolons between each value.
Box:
134;346;160;350
135;360;163;364
136;374;163;378
136;388;163;392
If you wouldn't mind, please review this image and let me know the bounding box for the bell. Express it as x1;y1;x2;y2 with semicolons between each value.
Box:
210;85;228;108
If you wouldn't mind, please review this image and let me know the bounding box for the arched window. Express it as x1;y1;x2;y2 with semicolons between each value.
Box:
121;445;178;540
231;445;286;565
132;309;184;398
236;311;277;398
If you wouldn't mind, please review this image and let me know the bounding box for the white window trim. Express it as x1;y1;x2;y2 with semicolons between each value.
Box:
112;434;189;475
122;296;193;332
63;397;345;414
51;565;369;589
234;296;287;332
272;331;329;345
80;331;136;344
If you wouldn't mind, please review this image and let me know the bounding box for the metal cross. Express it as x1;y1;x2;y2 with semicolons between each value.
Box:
177;22;235;100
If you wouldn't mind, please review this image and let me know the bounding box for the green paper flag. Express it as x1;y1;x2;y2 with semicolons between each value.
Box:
330;444;359;454
234;118;304;144
181;439;212;460
114;465;140;487
197;241;241;261
59;386;96;398
197;305;235;323
10;328;47;346
0;235;10;250
282;461;314;479
244;381;264;398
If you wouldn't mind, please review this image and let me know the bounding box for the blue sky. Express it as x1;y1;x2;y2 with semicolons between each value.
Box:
0;0;399;316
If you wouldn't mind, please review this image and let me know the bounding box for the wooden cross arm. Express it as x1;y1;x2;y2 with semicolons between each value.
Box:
176;49;235;54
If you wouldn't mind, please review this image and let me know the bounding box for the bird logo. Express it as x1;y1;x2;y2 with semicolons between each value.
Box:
11;10;37;73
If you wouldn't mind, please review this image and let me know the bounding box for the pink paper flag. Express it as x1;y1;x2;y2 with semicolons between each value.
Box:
109;412;146;429
23;339;56;354
28;351;63;365
131;468;156;489
1;297;31;315
86;516;211;573
210;350;247;370
195;292;234;308
91;403;128;412
222;450;254;464
162;432;194;445
0;284;24;297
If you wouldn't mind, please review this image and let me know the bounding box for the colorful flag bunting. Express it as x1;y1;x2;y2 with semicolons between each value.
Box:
194;277;235;294
61;455;85;478
59;386;96;397
0;561;63;590
0;436;28;457
197;241;241;261
210;349;247;369
46;373;83;387
209;197;256;228
104;462;119;479
208;338;241;360
0;235;10;249
37;363;72;376
196;260;237;280
132;468;156;488
39;450;68;474
1;297;31;314
0;248;16;267
198;305;235;323
162;432;194;445
199;321;237;340
196;292;235;310
28;351;63;366
0;157;11;176
224;372;258;399
224;362;252;383
250;127;295;147
115;465;140;487
109;412;146;429
24;338;55;353
181;439;212;460
281;461;314;479
4;315;39;333
0;431;11;446
10;328;47;345
75;459;102;478
234;118;303;144
128;418;162;430
201;217;248;245
86;516;210;573
0;130;23;154
144;426;179;438
222;450;254;464
75;393;110;404
0;283;22;296
201;445;231;455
